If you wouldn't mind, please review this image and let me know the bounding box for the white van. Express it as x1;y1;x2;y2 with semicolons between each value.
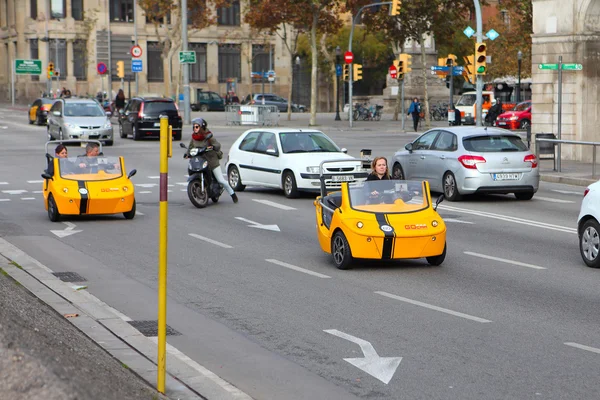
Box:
455;91;495;125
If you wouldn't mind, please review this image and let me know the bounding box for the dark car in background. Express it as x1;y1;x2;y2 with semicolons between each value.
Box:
118;97;182;141
191;90;225;112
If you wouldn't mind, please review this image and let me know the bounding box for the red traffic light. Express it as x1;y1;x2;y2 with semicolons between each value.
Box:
344;51;354;64
389;65;397;78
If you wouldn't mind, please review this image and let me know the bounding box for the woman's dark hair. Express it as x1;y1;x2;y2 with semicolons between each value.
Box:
55;144;67;155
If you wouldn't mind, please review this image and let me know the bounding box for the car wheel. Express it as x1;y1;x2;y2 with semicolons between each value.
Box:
332;231;353;270
123;200;136;220
283;171;299;198
580;219;600;268
187;179;209;208
519;119;530;130
28;115;34;124
200;104;209;112
228;165;246;191
119;123;127;138
133;125;141;141
392;163;405;179
105;140;114;146
426;243;446;266
443;172;461;201
47;194;60;222
515;191;534;200
190;104;198;112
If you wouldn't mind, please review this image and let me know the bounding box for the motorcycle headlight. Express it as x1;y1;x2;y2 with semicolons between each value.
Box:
190;148;199;156
202;160;208;169
307;166;319;173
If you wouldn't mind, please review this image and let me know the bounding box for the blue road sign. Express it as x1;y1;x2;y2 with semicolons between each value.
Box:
463;26;475;38
431;66;450;71
486;29;499;41
336;64;342;77
132;59;142;73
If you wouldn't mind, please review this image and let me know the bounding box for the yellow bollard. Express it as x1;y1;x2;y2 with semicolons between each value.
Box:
157;115;169;393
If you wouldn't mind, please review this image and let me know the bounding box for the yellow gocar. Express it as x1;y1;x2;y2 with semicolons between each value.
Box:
314;161;446;269
42;141;137;222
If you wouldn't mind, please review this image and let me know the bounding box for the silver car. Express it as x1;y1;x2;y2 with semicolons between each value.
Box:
391;127;540;201
47;98;114;146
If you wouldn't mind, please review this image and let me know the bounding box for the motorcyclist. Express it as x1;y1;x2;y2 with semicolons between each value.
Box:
188;118;238;203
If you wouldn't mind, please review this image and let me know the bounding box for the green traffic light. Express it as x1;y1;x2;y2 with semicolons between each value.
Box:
476;66;486;73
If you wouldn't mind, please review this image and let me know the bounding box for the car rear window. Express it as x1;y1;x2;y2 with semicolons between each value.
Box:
463;135;528;152
144;101;178;115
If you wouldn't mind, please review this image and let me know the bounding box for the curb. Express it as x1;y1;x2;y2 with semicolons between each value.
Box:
540;174;596;187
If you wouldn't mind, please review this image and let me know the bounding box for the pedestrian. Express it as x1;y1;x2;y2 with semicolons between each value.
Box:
407;98;421;132
366;157;390;181
114;89;126;113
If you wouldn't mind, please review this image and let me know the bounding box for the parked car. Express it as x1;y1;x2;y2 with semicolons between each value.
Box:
495;100;532;130
47;98;114;146
391;126;540;201
578;181;600;268
226;128;368;198
191;91;225;112
28;97;55;125
241;93;299;112
118;96;182;141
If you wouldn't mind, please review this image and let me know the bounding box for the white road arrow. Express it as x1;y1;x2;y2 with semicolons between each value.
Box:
235;217;280;232
324;329;402;384
51;222;82;238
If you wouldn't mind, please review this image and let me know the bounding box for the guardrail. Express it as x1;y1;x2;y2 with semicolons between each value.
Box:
225;105;279;126
535;136;600;177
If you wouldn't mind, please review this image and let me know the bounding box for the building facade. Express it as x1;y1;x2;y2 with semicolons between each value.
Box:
0;0;294;104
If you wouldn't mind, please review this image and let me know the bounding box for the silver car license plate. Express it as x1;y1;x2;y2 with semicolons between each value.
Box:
493;173;520;181
332;175;354;182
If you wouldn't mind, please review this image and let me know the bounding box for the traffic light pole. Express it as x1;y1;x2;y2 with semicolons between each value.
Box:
181;0;191;125
449;60;454;107
474;0;483;127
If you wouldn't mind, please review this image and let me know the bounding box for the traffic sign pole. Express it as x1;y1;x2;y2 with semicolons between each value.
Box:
558;55;562;173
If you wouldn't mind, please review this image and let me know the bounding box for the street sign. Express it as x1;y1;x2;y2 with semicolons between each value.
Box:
538;63;559;70
486;29;500;41
130;45;143;58
132;59;143;73
562;63;583;70
15;59;42;74
431;66;449;71
97;62;107;75
179;51;196;64
344;51;354;64
335;64;342;77
463;26;475;38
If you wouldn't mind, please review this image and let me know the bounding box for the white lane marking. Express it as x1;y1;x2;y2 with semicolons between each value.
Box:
32;191;43;194
138;191;152;194
552;189;583;195
439;204;577;234
0;199;10;202
135;183;158;188
0;182;8;185
235;217;280;232
180;189;186;192
189;233;233;249
21;197;36;200
252;199;297;210
266;259;331;278
534;196;574;204
375;291;492;323
168;184;174;187
442;218;474;224
564;342;600;355
175;182;188;186
135;211;144;216
27;180;43;184
464;251;546;270
2;189;27;195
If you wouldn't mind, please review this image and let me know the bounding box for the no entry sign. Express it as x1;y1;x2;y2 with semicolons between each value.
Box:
97;62;107;75
344;51;354;64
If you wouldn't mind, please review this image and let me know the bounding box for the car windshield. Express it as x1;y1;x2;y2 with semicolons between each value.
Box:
348;180;428;214
513;102;530;111
463;135;528;152
456;94;476;106
59;156;123;181
280;132;340;153
64;103;105;117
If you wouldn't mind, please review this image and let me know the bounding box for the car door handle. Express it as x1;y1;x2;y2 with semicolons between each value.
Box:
439;155;446;160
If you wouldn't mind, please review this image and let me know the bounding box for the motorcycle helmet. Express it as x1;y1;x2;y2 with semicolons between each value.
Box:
191;117;208;141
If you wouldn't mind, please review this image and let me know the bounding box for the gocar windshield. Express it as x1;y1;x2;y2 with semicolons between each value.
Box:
59;156;123;181
348;180;428;213
280;131;341;154
64;103;105;117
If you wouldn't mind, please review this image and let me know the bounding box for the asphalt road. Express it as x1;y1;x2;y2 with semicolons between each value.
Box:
1;107;598;399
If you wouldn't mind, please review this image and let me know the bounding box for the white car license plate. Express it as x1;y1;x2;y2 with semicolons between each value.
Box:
498;122;506;126
493;173;520;181
332;175;354;182
154;122;161;127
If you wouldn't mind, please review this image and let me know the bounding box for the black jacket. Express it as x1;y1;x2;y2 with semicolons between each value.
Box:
366;173;390;181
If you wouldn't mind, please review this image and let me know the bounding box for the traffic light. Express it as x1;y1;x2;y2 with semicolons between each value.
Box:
353;64;363;81
343;64;349;81
47;62;54;79
400;53;412;73
116;60;125;78
389;0;401;16
54;70;60;78
446;54;457;67
475;42;487;75
463;55;475;84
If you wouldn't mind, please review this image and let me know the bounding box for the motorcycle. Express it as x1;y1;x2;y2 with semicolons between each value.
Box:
180;142;224;208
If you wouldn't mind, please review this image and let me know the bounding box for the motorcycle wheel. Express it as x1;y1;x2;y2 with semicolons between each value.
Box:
187;179;209;208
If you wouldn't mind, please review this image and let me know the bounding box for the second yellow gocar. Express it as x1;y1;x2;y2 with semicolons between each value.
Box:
314;160;447;269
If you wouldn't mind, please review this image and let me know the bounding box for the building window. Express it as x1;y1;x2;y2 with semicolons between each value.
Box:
147;42;164;82
50;39;67;80
30;39;39;81
146;10;171;24
73;39;87;81
110;0;134;23
189;43;207;83
217;0;240;26
218;44;241;83
51;0;66;19
30;0;37;19
72;0;84;21
501;10;510;27
252;45;270;82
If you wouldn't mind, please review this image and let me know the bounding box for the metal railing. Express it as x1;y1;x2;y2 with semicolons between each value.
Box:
225;105;279;126
535;137;600;177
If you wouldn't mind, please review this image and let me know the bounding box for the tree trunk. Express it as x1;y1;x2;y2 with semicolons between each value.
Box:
394;78;402;121
419;33;430;129
287;52;294;121
309;12;318;126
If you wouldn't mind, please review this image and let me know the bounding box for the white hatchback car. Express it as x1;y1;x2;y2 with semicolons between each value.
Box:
226;129;367;198
577;181;600;268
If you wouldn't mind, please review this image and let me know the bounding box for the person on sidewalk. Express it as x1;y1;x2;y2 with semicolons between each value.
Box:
407;98;421;132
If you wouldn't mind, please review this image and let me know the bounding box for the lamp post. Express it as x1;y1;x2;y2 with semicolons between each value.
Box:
295;56;300;107
517;50;522;103
335;46;341;121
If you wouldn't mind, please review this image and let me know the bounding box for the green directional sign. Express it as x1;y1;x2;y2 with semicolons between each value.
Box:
562;63;583;71
538;63;558;70
15;59;42;74
179;51;196;64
